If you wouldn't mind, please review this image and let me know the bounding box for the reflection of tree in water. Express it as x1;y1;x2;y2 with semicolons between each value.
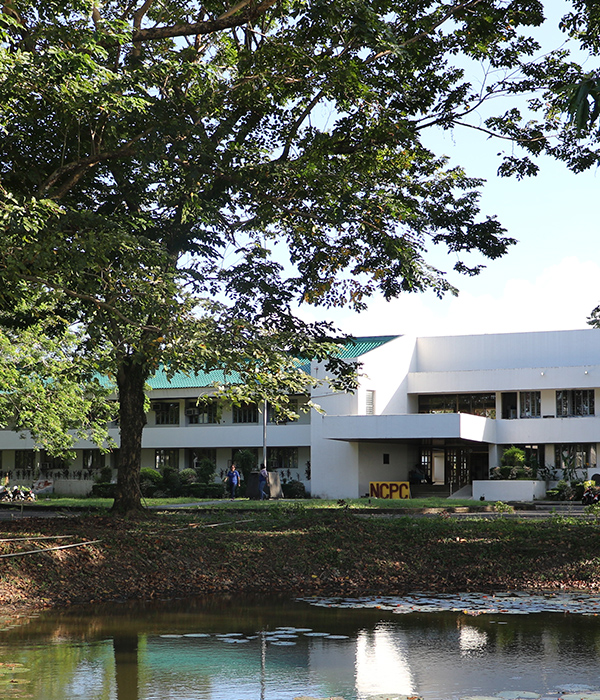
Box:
114;635;138;700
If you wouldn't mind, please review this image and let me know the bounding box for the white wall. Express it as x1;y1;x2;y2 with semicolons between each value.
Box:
357;442;416;498
358;336;417;414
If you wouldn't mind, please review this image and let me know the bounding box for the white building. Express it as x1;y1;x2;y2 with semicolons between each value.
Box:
2;329;600;498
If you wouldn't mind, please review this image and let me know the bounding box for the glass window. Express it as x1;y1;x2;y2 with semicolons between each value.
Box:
268;399;298;424
186;401;219;425
520;391;541;418
268;447;299;475
233;404;259;424
15;450;35;470
418;393;496;418
153;402;180;425
155;449;179;471
556;390;595;417
555;444;597;470
188;448;216;470
83;449;105;470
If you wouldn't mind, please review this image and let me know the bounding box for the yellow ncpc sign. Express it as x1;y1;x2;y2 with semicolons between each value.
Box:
369;481;411;499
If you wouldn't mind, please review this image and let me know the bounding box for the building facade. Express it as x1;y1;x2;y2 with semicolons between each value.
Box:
2;329;599;497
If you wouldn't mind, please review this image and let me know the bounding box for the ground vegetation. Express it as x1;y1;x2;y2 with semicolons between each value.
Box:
2;508;600;611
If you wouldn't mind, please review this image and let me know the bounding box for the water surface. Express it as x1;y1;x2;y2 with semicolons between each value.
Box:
1;594;600;700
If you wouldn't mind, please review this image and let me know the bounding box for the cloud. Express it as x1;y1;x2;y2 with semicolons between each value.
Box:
298;257;600;338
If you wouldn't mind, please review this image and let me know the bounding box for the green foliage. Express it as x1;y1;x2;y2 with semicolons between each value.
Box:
0;0;569;511
282;480;308;499
195;458;216;485
178;468;198;485
139;467;162;497
501;446;526;468
0;323;115;458
493;501;515;513
233;450;257;484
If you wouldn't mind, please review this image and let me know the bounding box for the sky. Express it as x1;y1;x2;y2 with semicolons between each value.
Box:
299;3;600;339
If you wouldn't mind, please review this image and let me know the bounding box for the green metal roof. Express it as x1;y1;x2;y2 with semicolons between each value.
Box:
146;336;399;390
147;367;241;390
334;335;399;359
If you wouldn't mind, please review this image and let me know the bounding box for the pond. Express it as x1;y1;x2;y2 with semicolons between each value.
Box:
2;592;600;700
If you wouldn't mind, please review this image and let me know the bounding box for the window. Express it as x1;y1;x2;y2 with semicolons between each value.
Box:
187;448;216;470
186;401;219;424
267;447;298;472
418;393;496;418
556;390;595;417
520;391;541;418
155;449;179;471
555;444;596;470
15;450;35;471
268;399;298;424
233;403;259;424
366;390;376;415
153;402;180;425
83;450;105;470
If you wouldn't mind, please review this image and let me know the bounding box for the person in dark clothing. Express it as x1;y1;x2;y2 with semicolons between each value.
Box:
259;463;269;500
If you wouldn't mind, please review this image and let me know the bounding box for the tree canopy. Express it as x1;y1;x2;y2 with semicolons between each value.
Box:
0;0;576;511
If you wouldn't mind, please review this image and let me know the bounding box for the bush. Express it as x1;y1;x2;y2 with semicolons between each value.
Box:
501;446;526;468
282;480;307;499
179;468;198;485
139;467;163;497
161;466;181;496
96;466;113;484
188;483;226;499
196;458;216;484
90;483;117;498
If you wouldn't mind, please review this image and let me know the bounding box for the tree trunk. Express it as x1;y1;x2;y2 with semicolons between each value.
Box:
112;359;148;514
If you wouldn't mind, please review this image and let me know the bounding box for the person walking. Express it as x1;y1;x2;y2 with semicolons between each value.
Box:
225;463;241;500
259;464;269;500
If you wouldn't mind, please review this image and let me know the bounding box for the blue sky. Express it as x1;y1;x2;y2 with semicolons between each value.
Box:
300;2;600;338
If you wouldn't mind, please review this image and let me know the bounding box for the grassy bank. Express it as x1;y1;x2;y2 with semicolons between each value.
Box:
2;505;600;610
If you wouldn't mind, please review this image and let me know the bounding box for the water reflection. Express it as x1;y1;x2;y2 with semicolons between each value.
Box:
1;596;600;700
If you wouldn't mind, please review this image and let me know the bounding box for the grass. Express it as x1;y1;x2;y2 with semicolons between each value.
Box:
25;495;493;510
3;508;600;610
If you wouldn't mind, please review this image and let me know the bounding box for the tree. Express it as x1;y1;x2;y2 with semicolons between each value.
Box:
0;0;553;512
0;321;115;459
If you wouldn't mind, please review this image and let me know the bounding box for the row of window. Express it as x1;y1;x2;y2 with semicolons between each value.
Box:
419;390;596;419
152;399;301;426
7;447;301;478
157;446;299;473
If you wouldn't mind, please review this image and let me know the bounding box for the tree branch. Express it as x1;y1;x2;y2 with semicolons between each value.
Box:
399;0;486;48
131;0;277;42
37;130;154;199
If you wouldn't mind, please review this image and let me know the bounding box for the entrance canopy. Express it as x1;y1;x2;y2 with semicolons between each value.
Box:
322;413;495;444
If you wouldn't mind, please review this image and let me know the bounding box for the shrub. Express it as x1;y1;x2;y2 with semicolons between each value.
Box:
179;468;198;485
161;466;181;496
90;483;117;498
501;446;526;468
233;449;256;483
140;467;162;497
188;483;225;499
196;458;216;484
282;480;307;499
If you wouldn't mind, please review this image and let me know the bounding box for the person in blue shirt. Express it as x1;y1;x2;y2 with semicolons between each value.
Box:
225;463;241;500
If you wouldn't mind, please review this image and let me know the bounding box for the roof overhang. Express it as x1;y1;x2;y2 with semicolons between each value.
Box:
321;413;496;444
